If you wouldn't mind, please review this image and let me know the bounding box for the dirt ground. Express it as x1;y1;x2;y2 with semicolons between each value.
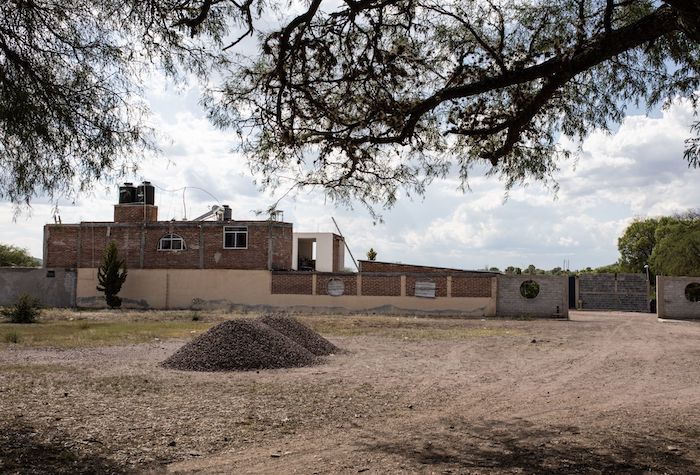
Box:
2;310;700;474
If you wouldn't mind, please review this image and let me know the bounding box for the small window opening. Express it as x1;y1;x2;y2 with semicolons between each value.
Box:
158;233;185;251
224;226;247;249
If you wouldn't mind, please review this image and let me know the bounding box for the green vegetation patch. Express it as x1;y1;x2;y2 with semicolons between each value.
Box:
0;321;214;348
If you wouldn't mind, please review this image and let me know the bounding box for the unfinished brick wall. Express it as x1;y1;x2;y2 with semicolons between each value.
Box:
452;276;493;297
406;275;447;297
43;225;80;268
316;273;358;296
271;272;313;294
114;204;158;222
359;260;469;273
361;275;401;296
45;221;293;270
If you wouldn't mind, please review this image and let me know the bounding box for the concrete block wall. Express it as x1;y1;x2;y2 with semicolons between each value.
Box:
0;268;76;308
578;273;649;312
657;276;700;320
496;275;568;318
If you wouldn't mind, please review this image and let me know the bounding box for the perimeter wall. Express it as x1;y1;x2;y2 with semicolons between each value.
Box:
657;276;700;320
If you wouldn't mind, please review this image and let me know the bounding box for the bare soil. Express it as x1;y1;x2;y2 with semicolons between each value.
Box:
2;311;700;474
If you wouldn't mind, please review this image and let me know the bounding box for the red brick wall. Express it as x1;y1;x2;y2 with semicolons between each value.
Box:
272;225;293;270
76;225;145;268
452;276;492;297
271;272;313;294
44;225;80;267
114;204;158;222
203;225;269;270
360;260;469;274
144;226;201;269
361;275;401;296
406;275;447;297
45;220;294;270
316;274;357;296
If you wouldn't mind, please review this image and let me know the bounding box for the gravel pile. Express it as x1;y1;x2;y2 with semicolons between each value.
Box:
161;319;317;372
258;313;339;356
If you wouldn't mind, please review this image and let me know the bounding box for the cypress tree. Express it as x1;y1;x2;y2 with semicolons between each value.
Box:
96;241;128;308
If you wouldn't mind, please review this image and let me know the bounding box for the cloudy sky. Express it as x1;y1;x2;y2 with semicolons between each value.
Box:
1;79;699;271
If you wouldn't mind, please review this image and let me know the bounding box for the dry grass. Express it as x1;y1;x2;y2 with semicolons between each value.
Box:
0;320;214;348
0;311;518;348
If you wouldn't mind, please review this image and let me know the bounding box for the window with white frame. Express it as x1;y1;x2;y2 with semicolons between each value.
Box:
223;226;247;249
158;233;185;251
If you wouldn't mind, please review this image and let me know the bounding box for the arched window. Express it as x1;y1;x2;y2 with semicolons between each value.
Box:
158;233;185;251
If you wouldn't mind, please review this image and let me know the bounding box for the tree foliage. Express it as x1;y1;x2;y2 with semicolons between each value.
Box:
2;1;700;208
618;218;660;273
366;247;377;261
617;211;700;276
0;243;40;267
96;241;128;309
651;218;700;276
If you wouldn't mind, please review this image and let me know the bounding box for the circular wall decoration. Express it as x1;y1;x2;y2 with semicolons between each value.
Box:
520;280;540;299
684;282;700;302
327;278;345;296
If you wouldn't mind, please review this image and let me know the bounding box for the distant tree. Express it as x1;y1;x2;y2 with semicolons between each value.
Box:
594;263;622;274
549;267;563;275
0;244;40;267
651;221;700;276
489;267;500;272
504;266;515;274
366;248;377;261
526;264;537;275
618;218;660;273
514;267;522;275
96;241;128;309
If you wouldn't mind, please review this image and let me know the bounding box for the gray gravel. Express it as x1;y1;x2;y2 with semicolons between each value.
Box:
258;313;339;356
160;319;317;372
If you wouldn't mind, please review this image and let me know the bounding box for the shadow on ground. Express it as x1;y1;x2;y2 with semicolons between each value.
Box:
361;417;698;474
0;421;126;474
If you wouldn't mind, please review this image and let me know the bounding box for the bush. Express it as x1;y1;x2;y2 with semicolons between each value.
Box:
2;294;41;323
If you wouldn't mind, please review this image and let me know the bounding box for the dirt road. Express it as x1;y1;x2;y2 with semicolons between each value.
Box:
2;311;700;474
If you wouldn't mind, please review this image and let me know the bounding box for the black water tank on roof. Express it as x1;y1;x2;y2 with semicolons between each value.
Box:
222;205;232;220
136;181;155;205
118;182;136;203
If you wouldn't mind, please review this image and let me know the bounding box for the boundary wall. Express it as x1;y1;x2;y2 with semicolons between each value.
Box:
578;273;649;312
75;269;498;316
496;275;568;318
657;276;700;320
0;268;76;307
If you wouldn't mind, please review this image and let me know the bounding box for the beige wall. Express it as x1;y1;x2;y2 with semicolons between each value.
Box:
77;268;496;316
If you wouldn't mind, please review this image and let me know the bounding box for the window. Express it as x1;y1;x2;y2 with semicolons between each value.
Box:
224;226;247;249
158;233;185;251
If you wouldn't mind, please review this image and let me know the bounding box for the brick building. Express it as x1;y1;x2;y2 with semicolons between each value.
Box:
44;182;293;271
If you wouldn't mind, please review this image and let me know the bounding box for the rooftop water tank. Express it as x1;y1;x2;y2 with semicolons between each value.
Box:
118;182;136;203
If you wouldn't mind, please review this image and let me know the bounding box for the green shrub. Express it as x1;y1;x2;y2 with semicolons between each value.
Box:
2;294;41;323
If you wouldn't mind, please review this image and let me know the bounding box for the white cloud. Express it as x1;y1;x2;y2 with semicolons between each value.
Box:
1;89;699;271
